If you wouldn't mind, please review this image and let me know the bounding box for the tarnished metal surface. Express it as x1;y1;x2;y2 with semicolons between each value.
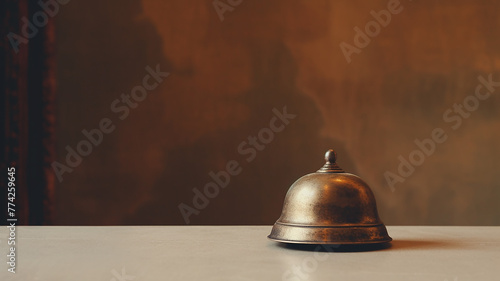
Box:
268;149;391;244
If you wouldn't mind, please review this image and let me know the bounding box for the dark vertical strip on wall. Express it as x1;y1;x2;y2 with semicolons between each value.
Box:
0;0;55;225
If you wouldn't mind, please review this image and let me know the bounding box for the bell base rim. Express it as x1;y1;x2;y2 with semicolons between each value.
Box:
268;223;392;245
267;235;392;245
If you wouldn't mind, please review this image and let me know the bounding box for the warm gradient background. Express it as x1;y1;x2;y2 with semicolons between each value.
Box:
55;0;500;225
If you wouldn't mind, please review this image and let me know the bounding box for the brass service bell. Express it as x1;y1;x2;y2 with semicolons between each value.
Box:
268;149;391;245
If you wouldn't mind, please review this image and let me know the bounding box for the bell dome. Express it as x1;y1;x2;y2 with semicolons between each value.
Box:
268;149;391;244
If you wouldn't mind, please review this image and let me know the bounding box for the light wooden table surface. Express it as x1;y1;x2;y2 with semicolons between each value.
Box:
1;226;499;280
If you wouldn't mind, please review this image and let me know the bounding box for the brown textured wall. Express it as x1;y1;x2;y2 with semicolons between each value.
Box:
55;0;500;225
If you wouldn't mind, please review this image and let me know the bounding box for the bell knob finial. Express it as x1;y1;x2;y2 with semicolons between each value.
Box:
325;149;337;164
318;149;343;173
